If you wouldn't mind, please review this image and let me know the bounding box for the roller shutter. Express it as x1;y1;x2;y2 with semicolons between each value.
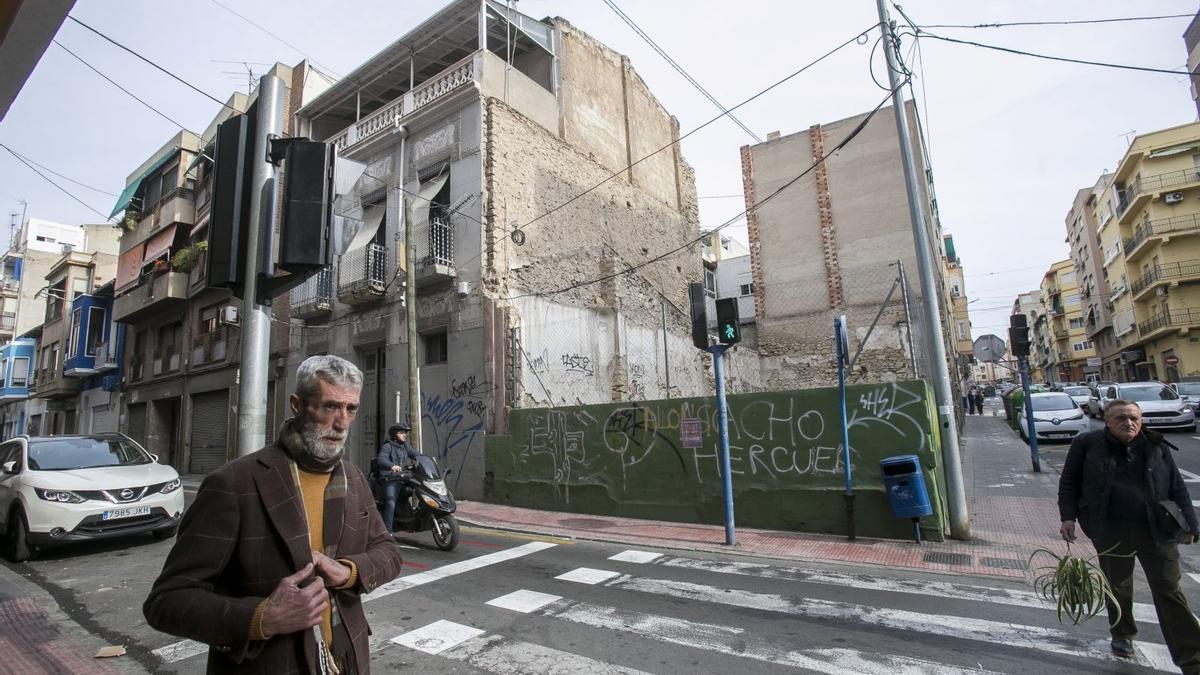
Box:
188;390;230;474
125;403;147;447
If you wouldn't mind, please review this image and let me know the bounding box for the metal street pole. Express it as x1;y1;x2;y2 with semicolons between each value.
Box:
399;131;422;452
1019;356;1041;472
236;74;285;457
708;344;736;545
835;315;855;541
875;1;970;539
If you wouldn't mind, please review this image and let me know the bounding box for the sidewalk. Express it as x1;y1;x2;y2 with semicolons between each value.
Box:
0;563;149;674
457;403;1071;580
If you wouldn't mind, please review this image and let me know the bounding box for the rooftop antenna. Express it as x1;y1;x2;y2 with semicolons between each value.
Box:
1119;129;1137;146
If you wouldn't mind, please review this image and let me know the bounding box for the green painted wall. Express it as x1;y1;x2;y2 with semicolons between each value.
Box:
485;380;947;541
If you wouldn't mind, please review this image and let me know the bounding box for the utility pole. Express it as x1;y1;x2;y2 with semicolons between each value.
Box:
236;74;285;457
875;1;970;539
399;130;421;451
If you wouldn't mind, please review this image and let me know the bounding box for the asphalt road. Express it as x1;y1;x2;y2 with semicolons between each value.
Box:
2;509;1182;674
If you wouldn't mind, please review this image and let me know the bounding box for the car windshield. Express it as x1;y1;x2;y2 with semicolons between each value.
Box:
1063;387;1090;397
1031;394;1076;411
1121;384;1179;402
1176;383;1200;396
28;437;151;471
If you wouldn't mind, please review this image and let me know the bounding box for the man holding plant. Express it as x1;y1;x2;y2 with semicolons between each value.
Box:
1058;399;1200;671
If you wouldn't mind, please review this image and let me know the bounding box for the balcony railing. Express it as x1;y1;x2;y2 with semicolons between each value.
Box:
1123;213;1200;259
1130;259;1200;298
129;355;145;382
1119;168;1200;218
291;268;333;319
94;341;117;371
1054;328;1069;339
192;326;229;365
416;216;456;286
152;347;181;375
337;243;391;306
1137;307;1200;336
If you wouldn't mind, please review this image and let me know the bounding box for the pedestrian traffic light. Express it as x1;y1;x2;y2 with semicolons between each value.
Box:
689;283;708;350
1009;313;1030;358
716;298;740;345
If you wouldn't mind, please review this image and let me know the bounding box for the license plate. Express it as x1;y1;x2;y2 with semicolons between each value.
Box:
1046;433;1072;438
102;506;151;520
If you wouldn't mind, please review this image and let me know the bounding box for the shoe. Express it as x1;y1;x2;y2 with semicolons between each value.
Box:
1110;638;1135;658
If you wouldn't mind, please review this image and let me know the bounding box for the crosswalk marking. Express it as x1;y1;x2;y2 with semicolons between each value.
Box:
608;550;662;564
446;634;654;674
391;620;483;655
541;599;1004;675
1181;468;1200;483
654;555;1168;625
604;573;1169;671
366;541;557;601
486;589;561;613
151;639;206;663
555;567;621;585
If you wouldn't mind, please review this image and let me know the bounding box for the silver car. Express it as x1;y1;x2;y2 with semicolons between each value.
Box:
1061;385;1091;411
1174;382;1200;414
1107;382;1196;431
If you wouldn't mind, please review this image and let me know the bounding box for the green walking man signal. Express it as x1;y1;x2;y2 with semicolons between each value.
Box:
716;298;740;346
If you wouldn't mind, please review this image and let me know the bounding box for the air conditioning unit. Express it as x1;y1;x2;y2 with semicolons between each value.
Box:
1165;191;1185;205
220;306;239;325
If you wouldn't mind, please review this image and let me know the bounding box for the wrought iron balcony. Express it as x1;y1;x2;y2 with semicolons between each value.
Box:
1137;307;1200;338
1123;213;1200;261
1131;259;1200;299
1118;168;1200;223
192;326;230;365
291;268;333;319
337;243;391;306
416;216;456;286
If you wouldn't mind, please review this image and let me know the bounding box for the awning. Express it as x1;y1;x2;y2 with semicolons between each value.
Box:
142;224;178;265
190;213;210;238
410;174;448;234
115;247;143;291
183;150;209;178
109;147;179;219
1149;144;1200;159
343;205;385;257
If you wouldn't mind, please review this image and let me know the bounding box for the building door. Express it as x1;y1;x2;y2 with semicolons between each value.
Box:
356;347;385;468
126;403;147;447
188;390;229;474
152;399;180;466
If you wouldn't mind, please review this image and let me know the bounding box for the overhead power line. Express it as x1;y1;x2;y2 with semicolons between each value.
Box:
52;40;190;131
912;29;1188;76
206;0;341;78
0;145;116;197
513;81;904;301
66;16;240;112
0;143;110;221
916;13;1194;29
601;0;761;143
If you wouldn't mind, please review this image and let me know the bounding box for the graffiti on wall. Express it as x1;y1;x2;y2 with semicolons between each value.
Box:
422;375;491;472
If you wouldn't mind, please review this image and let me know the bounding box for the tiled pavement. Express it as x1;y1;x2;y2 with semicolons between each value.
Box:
458;401;1072;580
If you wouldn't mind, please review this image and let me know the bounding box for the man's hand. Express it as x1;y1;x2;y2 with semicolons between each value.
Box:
390;465;402;472
260;563;327;637
312;550;352;588
1185;532;1196;545
1060;520;1077;543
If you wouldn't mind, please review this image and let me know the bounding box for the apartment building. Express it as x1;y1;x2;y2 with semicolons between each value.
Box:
944;234;972;357
1112;121;1200;382
1013;290;1048;382
739;100;951;389
0;217;87;344
1034;260;1093;383
290;1;704;497
1067;174;1117;381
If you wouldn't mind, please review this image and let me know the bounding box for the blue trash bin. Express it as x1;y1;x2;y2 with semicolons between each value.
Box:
880;455;932;542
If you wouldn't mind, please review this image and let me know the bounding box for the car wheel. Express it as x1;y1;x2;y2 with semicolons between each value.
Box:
2;507;34;563
152;526;178;541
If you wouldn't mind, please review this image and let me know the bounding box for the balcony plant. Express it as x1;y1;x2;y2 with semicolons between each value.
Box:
171;241;208;273
120;211;141;232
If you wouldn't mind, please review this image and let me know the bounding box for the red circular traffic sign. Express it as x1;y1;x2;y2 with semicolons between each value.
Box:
1165;355;1180;365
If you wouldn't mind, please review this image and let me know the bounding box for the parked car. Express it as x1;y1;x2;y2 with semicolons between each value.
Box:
1018;392;1091;444
1061;385;1091;411
0;434;184;562
1104;382;1196;431
1087;381;1117;418
1173;382;1200;414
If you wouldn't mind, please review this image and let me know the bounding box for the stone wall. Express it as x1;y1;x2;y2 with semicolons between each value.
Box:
485;379;946;541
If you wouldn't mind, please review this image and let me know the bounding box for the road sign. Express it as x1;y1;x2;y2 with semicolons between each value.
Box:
1166;355;1180;365
973;334;1007;363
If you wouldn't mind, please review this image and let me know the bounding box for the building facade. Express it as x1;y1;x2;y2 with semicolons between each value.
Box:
1068;174;1117;381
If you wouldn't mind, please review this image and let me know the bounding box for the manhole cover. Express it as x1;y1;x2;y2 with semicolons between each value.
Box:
922;552;971;566
981;557;1027;571
559;518;612;530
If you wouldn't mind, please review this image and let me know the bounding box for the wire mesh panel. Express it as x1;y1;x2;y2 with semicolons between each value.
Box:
290;268;333;318
337;243;391;304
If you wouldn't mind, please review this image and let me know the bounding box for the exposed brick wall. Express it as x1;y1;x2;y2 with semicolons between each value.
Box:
740;144;766;323
809;123;844;310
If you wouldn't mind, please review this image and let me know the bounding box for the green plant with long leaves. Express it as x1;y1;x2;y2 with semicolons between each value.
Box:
1029;543;1127;626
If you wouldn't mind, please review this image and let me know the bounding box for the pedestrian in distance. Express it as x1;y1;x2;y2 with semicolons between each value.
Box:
973;389;985;415
1057;399;1200;672
377;422;420;534
968;386;980;415
144;355;404;674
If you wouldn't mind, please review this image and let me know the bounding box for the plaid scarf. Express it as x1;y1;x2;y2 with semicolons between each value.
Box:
278;417;345;474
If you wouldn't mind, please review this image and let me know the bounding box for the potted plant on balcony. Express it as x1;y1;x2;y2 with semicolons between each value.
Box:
153;258;170;275
120;211;141;232
172;241;208;273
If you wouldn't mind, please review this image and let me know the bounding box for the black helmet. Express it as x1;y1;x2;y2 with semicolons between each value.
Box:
387;423;411;439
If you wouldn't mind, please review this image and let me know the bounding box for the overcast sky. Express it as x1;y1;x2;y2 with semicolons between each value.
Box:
0;0;1195;344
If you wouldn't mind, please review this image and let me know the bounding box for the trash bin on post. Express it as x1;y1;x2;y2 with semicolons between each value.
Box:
880;455;933;543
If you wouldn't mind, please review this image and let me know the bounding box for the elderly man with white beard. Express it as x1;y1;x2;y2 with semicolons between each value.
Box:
145;355;404;675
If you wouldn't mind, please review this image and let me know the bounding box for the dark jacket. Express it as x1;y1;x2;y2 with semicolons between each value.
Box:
143;443;404;674
376;440;418;476
1058;427;1199;546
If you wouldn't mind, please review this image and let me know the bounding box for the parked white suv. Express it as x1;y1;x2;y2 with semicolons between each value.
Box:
0;434;184;562
1105;382;1196;432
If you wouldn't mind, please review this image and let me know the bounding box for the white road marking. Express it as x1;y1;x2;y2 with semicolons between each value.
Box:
656;556;1168;625
1180;468;1200;483
366;541;557;601
555;567;621;585
391;620;484;655
605;573;1171;671
486;589;561;613
1137;642;1179;672
446;634;655;674
544;600;1004;675
151;639;207;663
608;550;662;564
1189;572;1200;586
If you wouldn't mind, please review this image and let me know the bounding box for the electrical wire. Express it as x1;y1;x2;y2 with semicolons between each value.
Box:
0;145;117;197
52;40;190;131
601;0;760;143
915;13;1194;30
0;143;110;221
206;0;341;79
914;29;1188;76
66;16;241;112
511;81;905;301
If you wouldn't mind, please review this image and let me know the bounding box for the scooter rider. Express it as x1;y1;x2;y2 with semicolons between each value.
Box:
377;423;419;534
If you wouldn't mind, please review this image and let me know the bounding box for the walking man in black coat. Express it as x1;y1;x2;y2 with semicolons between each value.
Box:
1058;399;1200;671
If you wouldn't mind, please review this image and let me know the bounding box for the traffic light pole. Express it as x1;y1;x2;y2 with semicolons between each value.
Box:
835;315;855;541
1019;356;1041;472
707;344;736;546
236;74;285;457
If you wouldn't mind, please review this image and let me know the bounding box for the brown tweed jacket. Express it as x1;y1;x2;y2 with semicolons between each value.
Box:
143;442;404;674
